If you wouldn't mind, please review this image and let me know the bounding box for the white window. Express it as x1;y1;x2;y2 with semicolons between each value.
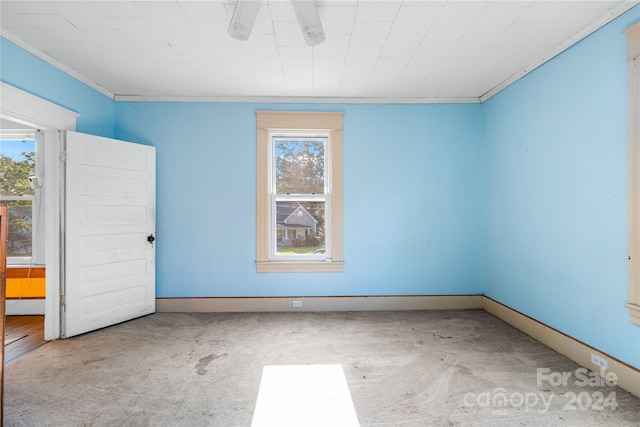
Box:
0;130;44;265
256;111;343;273
625;22;640;326
271;134;327;260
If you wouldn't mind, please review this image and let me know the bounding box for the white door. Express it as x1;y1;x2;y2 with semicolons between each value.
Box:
63;131;156;338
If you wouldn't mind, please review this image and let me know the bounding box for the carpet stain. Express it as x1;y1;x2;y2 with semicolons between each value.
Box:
433;333;452;340
82;357;106;365
196;353;227;375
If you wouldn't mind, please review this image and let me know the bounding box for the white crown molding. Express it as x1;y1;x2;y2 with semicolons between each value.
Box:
1;30;115;100
113;94;482;104
480;1;640;103
0;82;79;130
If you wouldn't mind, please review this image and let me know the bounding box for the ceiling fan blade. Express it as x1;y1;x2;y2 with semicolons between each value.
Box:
228;0;262;41
291;0;326;46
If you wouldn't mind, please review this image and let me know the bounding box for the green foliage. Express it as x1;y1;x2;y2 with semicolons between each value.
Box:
277;245;324;255
290;238;306;247
0;153;34;196
0;152;35;256
282;235;321;248
303;203;325;244
275;139;325;194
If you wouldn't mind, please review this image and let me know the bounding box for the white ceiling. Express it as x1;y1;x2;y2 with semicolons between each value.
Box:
1;0;637;103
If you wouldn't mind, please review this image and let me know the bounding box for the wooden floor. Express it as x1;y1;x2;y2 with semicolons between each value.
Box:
4;315;47;364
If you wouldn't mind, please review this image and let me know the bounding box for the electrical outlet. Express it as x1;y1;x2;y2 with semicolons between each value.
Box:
292;300;302;308
591;353;608;370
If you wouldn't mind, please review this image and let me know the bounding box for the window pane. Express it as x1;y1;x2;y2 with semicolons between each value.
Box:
6;200;33;257
275;138;325;194
1;138;36;258
275;200;325;255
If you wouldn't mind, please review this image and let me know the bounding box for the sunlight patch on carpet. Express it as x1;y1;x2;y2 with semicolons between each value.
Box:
251;364;359;427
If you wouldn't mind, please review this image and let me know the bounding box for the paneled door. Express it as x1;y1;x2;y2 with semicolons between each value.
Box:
63;132;156;338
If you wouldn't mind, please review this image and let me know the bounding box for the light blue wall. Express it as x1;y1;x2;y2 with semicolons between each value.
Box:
483;6;640;367
114;102;484;297
0;37;114;137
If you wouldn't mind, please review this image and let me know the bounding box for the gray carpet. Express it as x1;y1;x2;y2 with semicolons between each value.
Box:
4;310;640;426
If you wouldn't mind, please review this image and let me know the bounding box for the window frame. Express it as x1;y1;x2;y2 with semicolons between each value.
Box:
626;22;640;326
1;130;45;266
269;133;329;262
256;111;344;273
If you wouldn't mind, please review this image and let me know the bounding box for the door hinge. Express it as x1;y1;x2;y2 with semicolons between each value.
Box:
60;295;66;306
60;150;67;163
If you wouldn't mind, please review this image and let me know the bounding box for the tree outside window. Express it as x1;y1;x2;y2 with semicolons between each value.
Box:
0;139;36;258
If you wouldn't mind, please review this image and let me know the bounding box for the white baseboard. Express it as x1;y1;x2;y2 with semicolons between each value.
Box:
483;296;640;398
156;295;483;313
5;299;45;315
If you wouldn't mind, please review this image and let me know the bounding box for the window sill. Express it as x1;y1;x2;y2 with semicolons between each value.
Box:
7;264;45;268
6;266;46;279
256;261;344;273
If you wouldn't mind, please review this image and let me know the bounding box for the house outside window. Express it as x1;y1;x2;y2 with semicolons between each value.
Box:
276;201;319;248
256;111;344;273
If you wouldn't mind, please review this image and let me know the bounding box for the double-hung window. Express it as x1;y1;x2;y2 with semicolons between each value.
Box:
271;134;328;260
256;111;344;273
0;130;44;266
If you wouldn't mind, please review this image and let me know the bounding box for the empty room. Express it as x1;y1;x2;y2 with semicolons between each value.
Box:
1;0;640;426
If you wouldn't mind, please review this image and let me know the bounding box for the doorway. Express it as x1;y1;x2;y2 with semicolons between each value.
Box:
1;123;48;361
1;81;79;340
1;128;45;315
